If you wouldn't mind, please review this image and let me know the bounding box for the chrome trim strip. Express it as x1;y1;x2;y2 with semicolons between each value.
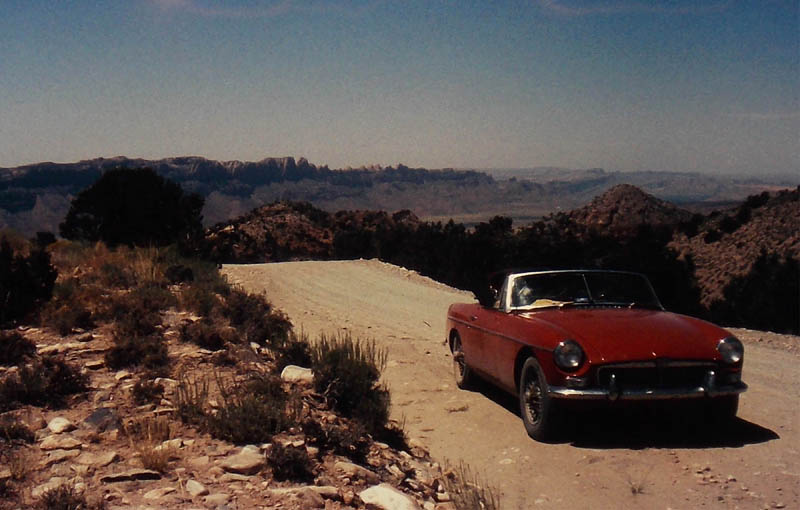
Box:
549;382;747;400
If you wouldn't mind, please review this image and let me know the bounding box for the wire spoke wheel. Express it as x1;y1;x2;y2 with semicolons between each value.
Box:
522;371;544;426
519;357;558;441
451;334;473;388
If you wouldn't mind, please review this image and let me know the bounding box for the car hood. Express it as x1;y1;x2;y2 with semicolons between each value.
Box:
520;308;728;363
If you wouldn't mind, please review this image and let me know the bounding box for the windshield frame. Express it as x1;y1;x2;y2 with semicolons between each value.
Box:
503;270;664;312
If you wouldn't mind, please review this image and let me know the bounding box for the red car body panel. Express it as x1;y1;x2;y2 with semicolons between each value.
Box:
447;301;740;396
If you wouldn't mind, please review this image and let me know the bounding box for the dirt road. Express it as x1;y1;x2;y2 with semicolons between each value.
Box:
223;260;799;510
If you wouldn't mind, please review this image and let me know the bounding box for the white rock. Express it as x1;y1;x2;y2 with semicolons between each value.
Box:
143;487;176;500
219;446;265;475
360;483;422;510
40;435;82;451
280;365;314;384
114;370;132;381
75;451;119;467
204;493;231;505
186;479;209;497
47;417;76;434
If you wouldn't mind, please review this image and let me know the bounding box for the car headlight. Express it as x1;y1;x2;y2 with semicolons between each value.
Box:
717;337;743;364
554;340;585;371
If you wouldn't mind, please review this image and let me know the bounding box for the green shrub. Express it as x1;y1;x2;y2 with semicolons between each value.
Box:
59;167;204;249
0;237;57;327
0;331;36;366
0;356;88;411
310;332;389;432
268;443;313;482
104;333;169;372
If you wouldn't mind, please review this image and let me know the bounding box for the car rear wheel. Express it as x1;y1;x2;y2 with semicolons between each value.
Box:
451;333;474;389
519;357;559;442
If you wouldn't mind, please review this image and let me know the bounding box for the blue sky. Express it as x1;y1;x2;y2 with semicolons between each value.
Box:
1;0;797;175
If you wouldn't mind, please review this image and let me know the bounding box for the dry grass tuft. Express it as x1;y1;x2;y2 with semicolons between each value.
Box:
441;461;501;510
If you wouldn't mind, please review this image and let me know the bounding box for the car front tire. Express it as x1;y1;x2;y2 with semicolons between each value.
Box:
519;357;559;442
451;333;474;389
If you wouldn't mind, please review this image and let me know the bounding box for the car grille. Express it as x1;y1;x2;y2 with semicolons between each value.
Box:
596;361;715;390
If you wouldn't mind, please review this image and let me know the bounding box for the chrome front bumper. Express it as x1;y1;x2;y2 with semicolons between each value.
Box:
549;369;747;401
550;382;747;400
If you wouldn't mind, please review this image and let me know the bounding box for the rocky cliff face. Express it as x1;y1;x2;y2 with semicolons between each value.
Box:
671;187;800;306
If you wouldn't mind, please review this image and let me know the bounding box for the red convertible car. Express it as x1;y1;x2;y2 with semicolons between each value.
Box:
446;270;747;441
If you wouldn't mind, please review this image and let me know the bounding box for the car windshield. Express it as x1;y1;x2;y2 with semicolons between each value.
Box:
509;271;661;309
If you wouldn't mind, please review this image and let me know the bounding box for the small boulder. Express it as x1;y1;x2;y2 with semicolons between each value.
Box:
186;479;209;497
219;445;265;475
47;417;76;434
360;483;422;510
280;365;314;384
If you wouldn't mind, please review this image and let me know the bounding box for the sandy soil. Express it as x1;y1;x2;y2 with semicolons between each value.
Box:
223;259;800;510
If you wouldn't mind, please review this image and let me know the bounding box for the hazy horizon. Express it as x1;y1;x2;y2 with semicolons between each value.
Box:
2;1;797;175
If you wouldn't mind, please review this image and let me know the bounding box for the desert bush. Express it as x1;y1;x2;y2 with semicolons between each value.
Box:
122;416;173;473
710;252;799;334
36;483;106;510
310;332;390;433
43;303;95;337
0;237;57;327
127;283;177;314
375;419;409;452
205;373;289;444
59;167;204;248
165;264;193;284
179;320;233;351
0;356;88;411
222;288;292;346
105;332;169;372
131;378;165;405
99;262;134;288
0;417;34;443
180;284;222;318
441;461;501;510
275;331;312;372
302;418;370;463
2;448;32;481
173;375;209;426
268;443;313;482
0;331;36;366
